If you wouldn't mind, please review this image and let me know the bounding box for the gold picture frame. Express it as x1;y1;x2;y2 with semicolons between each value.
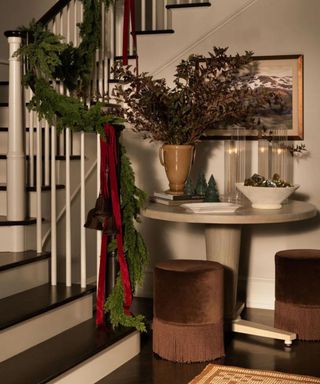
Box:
204;54;304;140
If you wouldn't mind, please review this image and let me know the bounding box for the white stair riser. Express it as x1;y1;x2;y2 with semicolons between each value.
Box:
0;131;46;154
49;331;140;384
0;189;64;217
0;85;8;104
0;161;5;183
0;294;93;362
0;259;49;299
0;106;36;128
0;225;36;252
0;110;81;156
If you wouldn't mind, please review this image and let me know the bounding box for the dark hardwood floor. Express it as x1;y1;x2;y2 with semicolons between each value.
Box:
97;300;320;384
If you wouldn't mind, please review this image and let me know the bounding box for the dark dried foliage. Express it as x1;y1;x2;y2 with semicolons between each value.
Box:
112;47;282;144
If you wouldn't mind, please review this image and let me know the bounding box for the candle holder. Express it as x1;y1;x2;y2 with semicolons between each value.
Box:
258;129;292;184
224;129;248;203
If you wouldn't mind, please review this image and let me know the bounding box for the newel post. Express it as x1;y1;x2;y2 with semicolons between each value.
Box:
4;31;26;221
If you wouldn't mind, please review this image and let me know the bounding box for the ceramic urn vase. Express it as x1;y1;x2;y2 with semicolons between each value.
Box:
159;144;195;195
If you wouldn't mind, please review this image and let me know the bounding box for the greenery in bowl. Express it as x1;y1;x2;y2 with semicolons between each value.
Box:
112;47;282;145
244;173;293;187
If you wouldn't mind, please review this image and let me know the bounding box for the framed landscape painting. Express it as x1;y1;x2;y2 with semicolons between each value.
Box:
205;54;304;140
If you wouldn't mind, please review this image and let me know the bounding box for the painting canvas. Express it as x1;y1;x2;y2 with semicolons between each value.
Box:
205;55;303;140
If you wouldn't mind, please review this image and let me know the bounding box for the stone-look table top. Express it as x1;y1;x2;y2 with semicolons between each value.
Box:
142;200;317;225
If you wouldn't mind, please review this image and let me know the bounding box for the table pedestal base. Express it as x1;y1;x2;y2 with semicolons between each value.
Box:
232;318;296;346
205;223;296;346
205;224;241;320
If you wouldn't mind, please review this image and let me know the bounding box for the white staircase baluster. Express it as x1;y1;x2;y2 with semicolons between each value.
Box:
96;133;101;287
59;10;65;157
51;124;57;285
141;0;146;30
6;33;26;221
116;1;123;57
152;0;157;30
108;4;115;96
99;2;105;99
80;131;86;288
36;117;42;252
66;127;72;286
44;120;50;186
29;107;35;187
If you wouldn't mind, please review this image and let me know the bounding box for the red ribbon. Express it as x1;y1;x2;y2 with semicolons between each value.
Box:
96;124;132;326
122;0;138;71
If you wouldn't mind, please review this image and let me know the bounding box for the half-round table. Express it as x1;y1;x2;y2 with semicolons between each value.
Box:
142;200;317;345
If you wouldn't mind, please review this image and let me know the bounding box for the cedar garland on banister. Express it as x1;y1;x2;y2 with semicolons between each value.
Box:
16;0;123;135
14;0;149;332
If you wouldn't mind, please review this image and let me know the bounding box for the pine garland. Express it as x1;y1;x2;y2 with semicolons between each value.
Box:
105;275;146;332
120;144;148;286
16;0;122;133
104;143;149;332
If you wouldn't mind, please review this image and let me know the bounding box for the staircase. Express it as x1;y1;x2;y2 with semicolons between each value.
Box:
0;1;212;383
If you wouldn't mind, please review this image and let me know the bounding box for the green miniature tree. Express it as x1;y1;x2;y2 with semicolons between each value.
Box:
204;175;220;202
184;176;194;197
195;173;207;196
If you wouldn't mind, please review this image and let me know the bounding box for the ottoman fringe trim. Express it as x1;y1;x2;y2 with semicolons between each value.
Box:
275;300;320;341
152;317;225;363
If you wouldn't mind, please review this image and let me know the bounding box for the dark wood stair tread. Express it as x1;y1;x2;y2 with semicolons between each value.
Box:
135;29;174;35
114;54;138;60
0;183;65;192
0;250;50;272
0;216;36;226
0;283;95;331
166;2;211;9
0;317;135;384
0;154;81;160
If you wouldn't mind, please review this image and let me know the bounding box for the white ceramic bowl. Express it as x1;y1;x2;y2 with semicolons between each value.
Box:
235;183;300;209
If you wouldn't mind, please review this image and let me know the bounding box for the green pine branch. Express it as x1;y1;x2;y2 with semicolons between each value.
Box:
104;275;146;332
104;142;149;332
16;1;122;132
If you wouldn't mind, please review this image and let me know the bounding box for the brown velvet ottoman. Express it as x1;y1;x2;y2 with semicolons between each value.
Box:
153;260;224;362
275;249;320;340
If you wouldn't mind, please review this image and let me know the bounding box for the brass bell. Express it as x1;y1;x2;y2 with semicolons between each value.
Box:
84;194;117;235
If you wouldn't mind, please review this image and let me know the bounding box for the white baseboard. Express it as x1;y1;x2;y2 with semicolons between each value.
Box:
239;276;275;310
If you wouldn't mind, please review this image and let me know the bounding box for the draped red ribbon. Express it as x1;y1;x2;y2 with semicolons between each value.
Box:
122;0;138;71
96;124;132;326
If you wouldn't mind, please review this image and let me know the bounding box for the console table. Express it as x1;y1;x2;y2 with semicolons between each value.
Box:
142;200;317;346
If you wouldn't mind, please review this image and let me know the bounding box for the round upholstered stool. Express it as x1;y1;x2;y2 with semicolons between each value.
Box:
153;259;224;362
275;249;320;340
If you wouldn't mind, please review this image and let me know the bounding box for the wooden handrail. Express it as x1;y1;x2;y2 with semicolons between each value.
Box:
38;0;72;26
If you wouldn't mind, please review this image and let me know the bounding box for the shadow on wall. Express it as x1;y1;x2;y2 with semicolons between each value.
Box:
190;140;222;183
122;128;164;194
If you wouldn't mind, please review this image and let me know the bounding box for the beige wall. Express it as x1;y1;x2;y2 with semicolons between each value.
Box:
125;0;320;308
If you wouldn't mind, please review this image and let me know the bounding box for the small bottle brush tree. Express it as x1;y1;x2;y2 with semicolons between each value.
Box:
204;175;220;202
195;173;208;196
